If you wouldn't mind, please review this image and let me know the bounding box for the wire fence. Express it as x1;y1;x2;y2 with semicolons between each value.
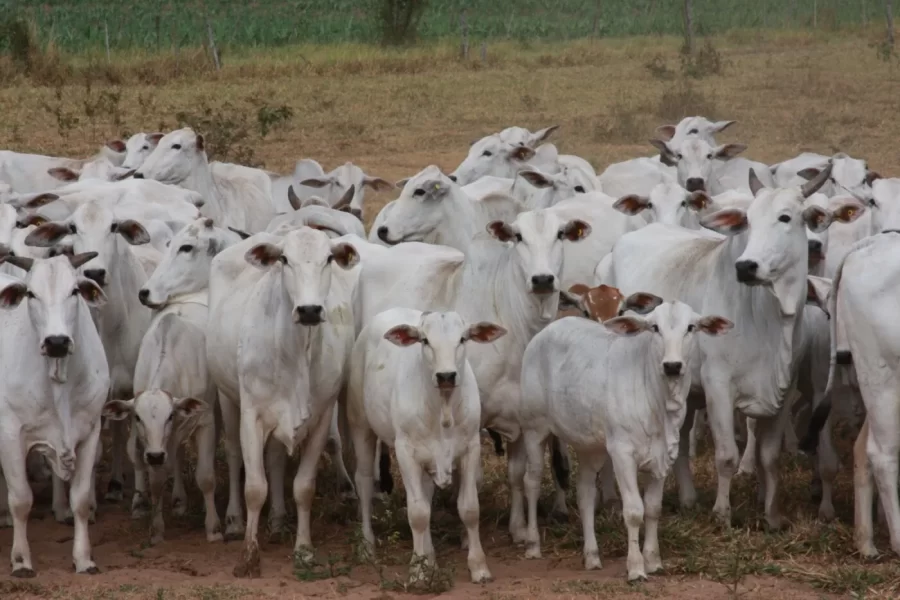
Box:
0;0;894;54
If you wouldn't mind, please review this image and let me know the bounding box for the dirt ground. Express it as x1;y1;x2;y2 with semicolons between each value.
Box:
1;27;900;600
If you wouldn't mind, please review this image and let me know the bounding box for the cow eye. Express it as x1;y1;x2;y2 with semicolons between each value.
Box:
172;144;182;150
687;324;696;332
681;200;687;207
688;128;699;134
778;215;791;223
574;185;586;193
651;324;659;333
421;338;429;346
178;244;193;253
326;255;334;264
279;255;288;265
868;198;878;208
166;412;174;422
142;145;149;151
71;288;79;296
134;414;142;424
829;177;835;184
706;153;713;159
481;150;493;157
69;224;78;234
676;153;683;160
413;188;426;197
459;337;466;343
26;291;35;299
515;232;523;242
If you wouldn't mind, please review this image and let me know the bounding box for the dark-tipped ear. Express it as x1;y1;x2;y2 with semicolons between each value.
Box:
175;396;207;417
831;202;866;224
806;276;832;316
16;214;49;228
558;290;588;316
866;170;882;186
517;170;553;189
299;177;331;188
509;146;536;162
655;124;676;141
106;139;126;153
384;324;421;347
330;242;359;269
802;206;833;234
623;292;664;315
714;143;747;160
113;220;151;245
603;316;649;337
19;192;59;210
487;221;518;243
69;251;99;270
559;219;591;242
748;169;766;196
0;281;28;309
465;322;507;343
613;195;650;216
531;125;559;144
245;243;283;268
700;209;748;236
696;315;734;335
48;167;79;181
228;226;251;240
196;134;205;151
363;176;393;192
102;399;134;421
77;279;107;307
25;222;71;247
649;139;677;166
147;132;164;144
796;167;822;181
686;190;712;212
2;256;33;273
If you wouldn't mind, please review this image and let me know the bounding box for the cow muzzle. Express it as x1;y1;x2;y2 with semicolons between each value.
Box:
530;274;556;295
145;451;166;466
294;304;324;326
685;178;706;192
663;361;683;377
84;268;107;287
42;335;72;358
735;260;761;285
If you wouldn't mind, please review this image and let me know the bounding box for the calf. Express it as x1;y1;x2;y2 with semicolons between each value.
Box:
347;308;505;584
520;300;732;580
0;252;109;576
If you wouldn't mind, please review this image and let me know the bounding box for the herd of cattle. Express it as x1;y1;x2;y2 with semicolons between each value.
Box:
0;117;896;584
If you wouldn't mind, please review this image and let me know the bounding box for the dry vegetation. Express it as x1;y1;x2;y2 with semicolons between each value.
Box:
1;27;900;600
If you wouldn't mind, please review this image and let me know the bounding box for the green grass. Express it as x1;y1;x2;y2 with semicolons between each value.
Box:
0;0;889;53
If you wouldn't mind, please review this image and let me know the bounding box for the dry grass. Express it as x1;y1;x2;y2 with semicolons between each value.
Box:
2;27;900;599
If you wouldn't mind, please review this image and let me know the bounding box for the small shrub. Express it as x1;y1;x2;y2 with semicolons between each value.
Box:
655;80;717;123
680;38;726;79
176;102;257;165
256;104;293;138
376;0;427;46
644;53;676;80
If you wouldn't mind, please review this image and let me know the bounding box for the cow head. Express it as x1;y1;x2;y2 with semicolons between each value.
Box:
244;227;358;326
655;116;736;149
797;153;880;204
867;178;900;234
120;132;164;171
613;182;712;228
498;125;560;148
134;127;205;185
451;135;538;186
375;165;462;245
650;138;747;193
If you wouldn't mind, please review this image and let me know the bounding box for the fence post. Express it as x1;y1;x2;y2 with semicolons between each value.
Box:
887;0;895;48
480;41;486;63
682;0;694;53
104;21;111;63
206;17;221;70
863;0;868;27
814;0;818;28
460;10;468;60
592;0;602;41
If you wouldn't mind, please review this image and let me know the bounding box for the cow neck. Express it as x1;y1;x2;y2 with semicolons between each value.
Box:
426;191;478;252
180;155;224;225
92;237;148;335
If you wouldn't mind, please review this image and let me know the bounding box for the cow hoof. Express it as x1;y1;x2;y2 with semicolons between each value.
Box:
469;567;493;584
12;567;36;578
627;572;648;584
105;481;123;504
584;552;602;571
524;542;541;560
172;500;187;518
233;545;261;579
78;565;100;575
549;509;569;524
339;480;357;500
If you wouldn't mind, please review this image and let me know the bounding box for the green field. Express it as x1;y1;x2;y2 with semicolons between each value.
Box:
1;0;888;52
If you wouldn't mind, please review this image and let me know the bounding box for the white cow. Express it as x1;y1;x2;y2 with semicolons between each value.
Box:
0;252;109;575
348;309;504;584
462;167;592;211
610;182;715;229
288;162;392;220
25;203;153;506
119;132;164;171
206;227;358;577
267;200;366;240
650;138;775;195
597;157;675;199
450;135;560;186
520;301;732;579
771;152;879;205
498;125;559;148
602;167;837;528
0;143;126;193
654;116;737;150
135;128;275;232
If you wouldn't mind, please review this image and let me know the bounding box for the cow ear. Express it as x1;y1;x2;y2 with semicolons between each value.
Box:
0;281;28;309
806;276;832;316
531;125;559;144
558;290;588;316
700;208;748;236
465;322;507;344
48;167;79;181
802;206;833;234
299;177;331;188
655;124;676;141
748;169;766;197
623;292;663;315
175;397;207;417
517;170;553;189
695;315;734;336
77;279;107;307
613;194;650;215
831;202;865;224
113;219;151;245
712;120;736;133
102;399;134;421
687;190;712;211
394;177;411;189
245;243;283;268
559;219;591;242
69;251;98;270
106;139;126;153
866;170;882;186
363;176;393;192
19;192;59;210
195;134;205;151
649;139;677;167
287;185;302;210
603;316;650;336
330;242;359;270
509;146;535;162
25;221;71;247
384;324;422;347
714;143;747;160
147;132;164;144
796;167;822;181
486;220;518;243
16;214;49;228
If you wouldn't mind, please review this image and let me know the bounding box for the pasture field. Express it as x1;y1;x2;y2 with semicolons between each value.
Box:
1;28;900;599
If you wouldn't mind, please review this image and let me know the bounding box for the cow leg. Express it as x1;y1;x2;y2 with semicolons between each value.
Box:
394;442;433;585
755;408;791;530
609;448;646;582
131;461;150;520
689;408;706;459
506;437;527;544
702;377;739;526
675;401;698;509
171;446;187;517
326;408;355;499
52;473;72;524
817;413;838;522
0;472;10;528
576;451;603;570
597;461;620;514
642;473;665;575
420;472;435;560
738;417;757;476
350;422;377;555
866;395;900;556
265;440;288;539
853;419;878;557
233;410;268;579
549;436;569;521
105;419;127;503
459;436;491;583
292;405;334;562
148;466;167;546
195;421;223;542
524;429;548;559
72;424;102;574
1;437;33;577
219;392;245;541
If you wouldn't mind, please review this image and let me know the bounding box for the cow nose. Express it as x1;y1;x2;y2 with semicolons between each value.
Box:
735;260;759;283
808;239;823;255
685;178;706;192
377;226;392;244
83;269;107;287
144;451;166;466
294;305;324;325
138;289;150;304
448;175;458;183
435;372;457;388
43;335;72;358
663;361;683;376
133;172;145;179
350;208;363;222
531;274;556;294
